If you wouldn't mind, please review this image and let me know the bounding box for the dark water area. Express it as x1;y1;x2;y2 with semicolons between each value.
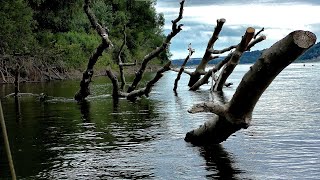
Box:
0;63;319;179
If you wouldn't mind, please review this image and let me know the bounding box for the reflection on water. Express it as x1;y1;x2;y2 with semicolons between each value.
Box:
0;64;320;179
199;145;244;180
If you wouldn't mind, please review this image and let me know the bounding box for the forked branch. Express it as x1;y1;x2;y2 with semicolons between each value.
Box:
127;0;185;93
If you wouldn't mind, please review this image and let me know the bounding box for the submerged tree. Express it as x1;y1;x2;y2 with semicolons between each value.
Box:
185;30;316;145
73;0;317;146
75;0;185;101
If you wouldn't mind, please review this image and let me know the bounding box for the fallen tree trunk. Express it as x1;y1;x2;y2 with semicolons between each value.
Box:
185;30;316;145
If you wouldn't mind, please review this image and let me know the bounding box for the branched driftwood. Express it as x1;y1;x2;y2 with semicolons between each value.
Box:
126;0;185;93
75;0;113;101
173;44;195;92
106;62;172;101
188;18;227;87
190;34;266;91
185;30;316;145
127;61;171;101
213;27;255;91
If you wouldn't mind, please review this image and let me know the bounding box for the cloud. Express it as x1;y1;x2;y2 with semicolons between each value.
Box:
156;0;320;59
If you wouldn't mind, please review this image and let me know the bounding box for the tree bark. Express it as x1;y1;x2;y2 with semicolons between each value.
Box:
188;18;227;87
74;0;113;101
185;30;316;145
173;44;194;92
127;0;185;93
213;27;255;91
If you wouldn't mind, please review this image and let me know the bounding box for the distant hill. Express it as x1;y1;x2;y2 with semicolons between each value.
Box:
172;42;320;66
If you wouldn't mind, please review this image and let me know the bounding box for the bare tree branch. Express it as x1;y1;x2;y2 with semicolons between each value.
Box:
188;102;227;117
208;45;237;54
75;0;113;101
127;0;185;93
246;35;266;51
173;43;195;92
127;61;172;101
254;27;264;39
117;25;127;90
213;27;255;92
190;53;232;90
188;18;226;87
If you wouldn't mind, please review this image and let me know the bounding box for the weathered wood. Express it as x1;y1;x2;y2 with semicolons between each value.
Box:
173;44;195;92
213;27;255;91
106;69;120;99
185;30;316;145
127;61;171;101
190;53;232;91
74;0;113;101
127;0;185;93
188;18;226;87
254;27;264;39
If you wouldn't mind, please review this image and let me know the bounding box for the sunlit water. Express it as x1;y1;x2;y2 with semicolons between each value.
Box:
0;63;319;179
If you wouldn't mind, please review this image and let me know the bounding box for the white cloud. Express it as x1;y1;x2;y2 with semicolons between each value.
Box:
156;3;320;59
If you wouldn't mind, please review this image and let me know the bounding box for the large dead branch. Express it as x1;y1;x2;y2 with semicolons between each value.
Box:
213;27;255;91
126;0;185;93
173;44;195;92
190;34;266;91
106;62;171;101
188;18;226;87
185;30;316;145
127;61;171;101
74;0;113;101
189;53;232;90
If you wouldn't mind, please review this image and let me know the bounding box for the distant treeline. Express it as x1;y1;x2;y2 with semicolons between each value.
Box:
172;42;320;66
0;0;169;71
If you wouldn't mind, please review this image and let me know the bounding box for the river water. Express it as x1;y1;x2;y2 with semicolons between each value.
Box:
0;63;319;179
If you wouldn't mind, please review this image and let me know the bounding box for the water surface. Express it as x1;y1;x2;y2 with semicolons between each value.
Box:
0;63;319;179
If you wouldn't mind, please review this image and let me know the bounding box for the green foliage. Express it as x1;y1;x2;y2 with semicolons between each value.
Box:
0;0;37;54
0;0;169;72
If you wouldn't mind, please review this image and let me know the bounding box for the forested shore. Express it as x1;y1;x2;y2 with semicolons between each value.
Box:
0;0;169;83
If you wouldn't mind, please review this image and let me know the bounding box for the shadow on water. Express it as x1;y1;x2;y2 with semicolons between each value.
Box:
78;100;91;123
199;145;245;180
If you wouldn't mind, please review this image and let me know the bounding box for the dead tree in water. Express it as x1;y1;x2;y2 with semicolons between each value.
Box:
185;30;316;145
126;0;185;93
106;0;185;101
75;0;184;101
173;43;194;92
74;0;113;101
189;27;266;91
187;18;236;87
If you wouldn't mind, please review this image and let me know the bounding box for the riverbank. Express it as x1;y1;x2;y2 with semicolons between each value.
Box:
0;60;164;84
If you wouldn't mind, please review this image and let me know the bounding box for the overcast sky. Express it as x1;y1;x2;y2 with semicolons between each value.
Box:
155;0;320;59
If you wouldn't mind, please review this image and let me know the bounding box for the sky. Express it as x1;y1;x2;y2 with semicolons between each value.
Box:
155;0;320;59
